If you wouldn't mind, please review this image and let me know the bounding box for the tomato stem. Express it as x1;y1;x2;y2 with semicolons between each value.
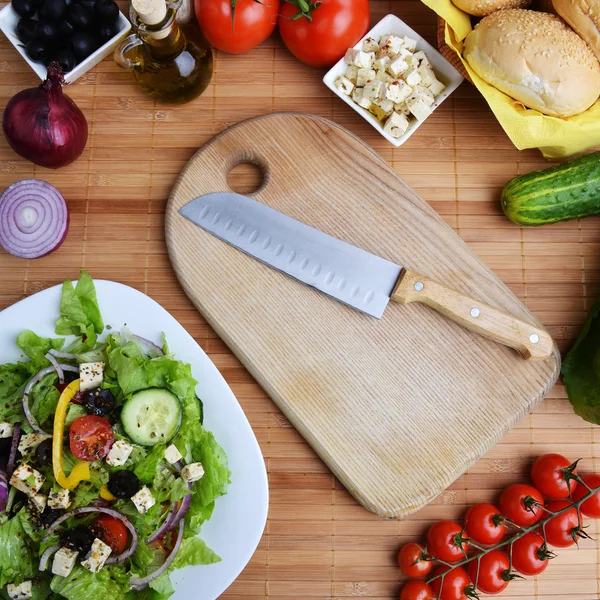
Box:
282;0;322;22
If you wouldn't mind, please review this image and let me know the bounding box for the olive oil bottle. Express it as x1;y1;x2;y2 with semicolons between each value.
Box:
114;0;212;104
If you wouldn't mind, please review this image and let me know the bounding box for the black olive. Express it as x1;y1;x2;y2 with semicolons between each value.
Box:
51;47;76;72
66;3;92;29
25;40;48;63
39;0;67;21
12;0;36;18
95;0;118;23
98;22;119;42
38;22;61;45
77;0;96;9
59;20;75;37
35;438;53;466
84;388;115;417
16;18;41;43
29;506;63;529
61;526;95;554
107;470;140;499
70;30;98;62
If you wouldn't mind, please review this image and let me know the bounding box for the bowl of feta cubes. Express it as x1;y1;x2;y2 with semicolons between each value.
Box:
323;14;464;146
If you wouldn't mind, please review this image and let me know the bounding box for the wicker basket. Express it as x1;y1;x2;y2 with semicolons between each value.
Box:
436;17;472;83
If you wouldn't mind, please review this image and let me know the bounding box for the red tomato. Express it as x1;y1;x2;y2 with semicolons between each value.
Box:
572;473;600;518
427;521;469;563
90;515;128;554
464;503;506;545
430;566;471;600
531;453;578;499
399;580;435;600
278;0;370;67
397;542;432;578
468;550;510;595
499;484;544;527
195;0;280;54
511;532;551;576
544;500;581;547
69;415;114;462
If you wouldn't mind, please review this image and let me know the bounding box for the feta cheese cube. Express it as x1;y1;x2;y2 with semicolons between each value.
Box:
29;493;47;513
383;111;410;138
417;64;437;87
48;488;71;510
405;54;418;69
403;67;422;87
373;97;394;116
7;581;32;600
131;486;156;514
407;95;433;121
164;444;183;465
0;422;14;438
10;463;44;496
373;56;390;72
387;56;409;78
375;70;393;83
81;538;112;573
378;33;392;46
411;85;435;106
335;76;354;96
379;34;404;56
395;102;411;116
79;362;104;392
398;47;413;59
428;78;446;96
363;79;385;100
344;48;360;64
105;440;133;467
403;36;418;52
52;547;78;577
362;37;380;53
345;49;374;68
181;462;205;483
357;68;376;87
385;80;412;104
18;433;51;457
413;50;431;67
352;88;372;110
345;64;359;83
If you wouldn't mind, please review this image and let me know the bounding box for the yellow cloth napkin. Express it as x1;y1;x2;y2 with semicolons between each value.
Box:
421;0;600;159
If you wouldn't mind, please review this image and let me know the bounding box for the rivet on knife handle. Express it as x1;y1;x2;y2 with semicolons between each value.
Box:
391;269;554;360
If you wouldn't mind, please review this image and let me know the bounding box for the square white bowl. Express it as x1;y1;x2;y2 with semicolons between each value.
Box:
0;5;131;84
323;14;464;147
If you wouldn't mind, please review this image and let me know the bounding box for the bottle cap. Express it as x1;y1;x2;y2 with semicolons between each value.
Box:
131;0;167;25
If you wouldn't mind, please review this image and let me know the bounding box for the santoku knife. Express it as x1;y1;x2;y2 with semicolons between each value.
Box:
179;192;553;360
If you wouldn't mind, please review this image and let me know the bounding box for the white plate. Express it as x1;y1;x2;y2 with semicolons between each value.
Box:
0;280;268;600
323;14;464;147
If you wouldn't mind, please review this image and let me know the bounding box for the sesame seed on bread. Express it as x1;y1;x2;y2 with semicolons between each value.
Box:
452;0;531;17
553;0;600;61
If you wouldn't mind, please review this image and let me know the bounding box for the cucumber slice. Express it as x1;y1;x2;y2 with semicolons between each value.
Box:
121;388;182;446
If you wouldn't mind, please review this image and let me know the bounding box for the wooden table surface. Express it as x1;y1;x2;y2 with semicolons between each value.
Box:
0;1;599;598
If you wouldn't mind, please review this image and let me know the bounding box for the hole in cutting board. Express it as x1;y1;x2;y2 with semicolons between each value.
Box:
227;162;265;195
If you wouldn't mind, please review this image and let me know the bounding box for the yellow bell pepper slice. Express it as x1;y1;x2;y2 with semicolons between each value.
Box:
99;485;117;501
53;379;90;490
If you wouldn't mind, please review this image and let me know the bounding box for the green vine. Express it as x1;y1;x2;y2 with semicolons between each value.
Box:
281;0;322;22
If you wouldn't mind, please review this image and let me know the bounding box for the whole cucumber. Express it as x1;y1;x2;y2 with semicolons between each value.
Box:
502;152;600;226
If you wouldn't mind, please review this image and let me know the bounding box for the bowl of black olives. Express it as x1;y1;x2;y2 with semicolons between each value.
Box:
0;0;131;83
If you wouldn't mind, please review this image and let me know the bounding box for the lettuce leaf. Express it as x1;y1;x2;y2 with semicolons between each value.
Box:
0;361;37;424
50;565;130;600
563;298;600;424
16;331;64;367
0;515;36;587
171;537;220;569
29;373;60;428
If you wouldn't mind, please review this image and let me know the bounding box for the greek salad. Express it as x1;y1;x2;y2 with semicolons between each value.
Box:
0;271;230;600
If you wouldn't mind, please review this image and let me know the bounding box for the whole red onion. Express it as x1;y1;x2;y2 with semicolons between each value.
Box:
2;63;88;169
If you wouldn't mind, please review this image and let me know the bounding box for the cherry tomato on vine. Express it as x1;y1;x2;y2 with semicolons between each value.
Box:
467;549;511;595
195;0;280;54
572;473;600;518
464;503;506;545
499;483;544;527
278;0;370;68
427;521;469;563
399;580;435;600
398;542;432;578
531;453;578;499
430;565;471;600
511;532;551;576
544;500;582;548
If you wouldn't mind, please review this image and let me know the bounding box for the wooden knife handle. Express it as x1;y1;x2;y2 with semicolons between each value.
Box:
391;269;554;360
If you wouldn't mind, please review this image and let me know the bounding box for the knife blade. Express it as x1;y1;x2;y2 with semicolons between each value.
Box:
179;192;553;360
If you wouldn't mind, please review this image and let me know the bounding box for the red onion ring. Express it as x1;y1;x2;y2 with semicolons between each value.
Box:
39;544;60;571
0;469;8;512
146;502;178;544
48;349;77;360
43;506;138;565
130;520;184;589
121;327;164;358
7;422;20;475
45;353;64;384
0;179;69;259
169;461;193;530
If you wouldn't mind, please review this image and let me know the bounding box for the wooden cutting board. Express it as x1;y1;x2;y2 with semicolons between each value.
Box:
165;113;560;518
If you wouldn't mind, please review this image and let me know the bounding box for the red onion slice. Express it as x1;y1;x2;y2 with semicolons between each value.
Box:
130;520;184;589
169;461;193;530
7;422;20;475
48;349;77;360
121;327;164;358
39;544;60;571
146;502;178;544
0;469;8;512
45;352;64;384
0;179;69;259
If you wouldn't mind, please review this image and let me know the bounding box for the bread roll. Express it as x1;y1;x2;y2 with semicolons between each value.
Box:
552;0;600;60
464;9;600;117
452;0;530;17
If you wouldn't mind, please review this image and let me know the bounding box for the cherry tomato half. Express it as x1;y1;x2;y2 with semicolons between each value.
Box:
430;565;471;600
90;514;128;554
572;473;600;518
468;549;510;595
398;542;432;578
464;503;506;545
69;415;114;462
399;580;435;600
544;500;581;548
511;532;550;576
427;521;469;563
531;453;578;499
499;483;544;527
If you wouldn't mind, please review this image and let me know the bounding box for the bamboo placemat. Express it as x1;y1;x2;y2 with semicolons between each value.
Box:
0;1;599;598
